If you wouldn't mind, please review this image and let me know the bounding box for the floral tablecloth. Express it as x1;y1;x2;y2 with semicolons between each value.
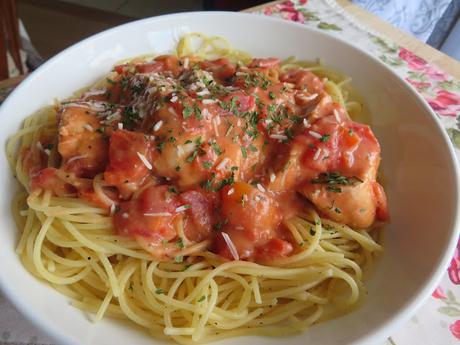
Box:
1;0;460;344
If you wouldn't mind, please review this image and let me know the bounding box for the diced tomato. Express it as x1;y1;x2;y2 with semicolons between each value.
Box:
373;182;389;221
179;190;216;242
280;69;324;94
104;129;152;187
255;238;293;262
248;58;280;69
220;182;280;239
218;91;256;116
136;55;180;75
30;168;75;197
114;185;179;241
200;58;236;80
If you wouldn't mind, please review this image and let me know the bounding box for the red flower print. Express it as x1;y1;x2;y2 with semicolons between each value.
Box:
448;238;460;284
450;320;460;340
432;286;447;299
427;90;460;118
399;48;427;71
399;48;449;81
405;78;431;91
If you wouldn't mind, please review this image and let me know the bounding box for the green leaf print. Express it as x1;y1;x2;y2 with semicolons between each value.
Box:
407;71;428;81
298;8;320;21
438;306;460;317
370;35;398;53
317;22;342;31
379;55;404;67
447;128;460;149
439;80;460;92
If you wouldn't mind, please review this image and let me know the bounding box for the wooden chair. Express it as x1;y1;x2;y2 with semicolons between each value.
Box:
0;0;24;80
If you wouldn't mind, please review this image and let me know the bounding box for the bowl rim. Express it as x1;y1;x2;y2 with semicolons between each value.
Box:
1;10;459;345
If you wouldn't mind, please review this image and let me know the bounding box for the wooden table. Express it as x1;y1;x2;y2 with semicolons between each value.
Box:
1;0;459;90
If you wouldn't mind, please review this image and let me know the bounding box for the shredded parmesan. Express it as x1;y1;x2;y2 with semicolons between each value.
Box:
144;212;172;217
270;134;288;141
136;152;152;170
197;89;210;96
176;145;185;157
301;93;318;101
202;99;217;104
44;149;51;156
122;213;129;219
243;194;249;203
183;57;189;69
153;120;163;132
213;118;219;137
36;141;44;151
309;130;322;139
83;124;94;131
175;205;190;213
303;118;310;128
170;95;178;103
256;183;266;193
221;232;239;261
118;122;123;130
216;158;229;170
202;108;211;120
227;188;235;195
67;155;88;164
333;109;341;122
215;116;221;125
313;148;322;161
270;173;276;183
110;203;116;216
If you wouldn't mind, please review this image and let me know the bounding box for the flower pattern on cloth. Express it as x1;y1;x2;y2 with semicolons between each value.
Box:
1;1;460;344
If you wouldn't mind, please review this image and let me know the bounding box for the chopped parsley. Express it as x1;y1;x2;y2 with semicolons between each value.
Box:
248;144;258;152
183;105;193;119
311;172;363;193
210;140;222;155
168;186;179;194
194;104;203;120
269;91;276;99
155;288;164;294
202;161;213;169
319;134;331;142
198;296;206;302
174;255;184;263
241;146;247;158
176;238;185;249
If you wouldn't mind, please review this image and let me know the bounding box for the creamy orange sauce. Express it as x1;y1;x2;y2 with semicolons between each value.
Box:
25;54;388;263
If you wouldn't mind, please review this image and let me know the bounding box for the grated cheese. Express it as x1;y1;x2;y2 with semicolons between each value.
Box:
67;155;88;164
313;148;322;161
136;152;152;170
309;130;322;139
269;134;288;141
221;232;239;261
153;120;163;132
175;205;190;213
256;184;266;193
202;99;217;104
144;212;172;217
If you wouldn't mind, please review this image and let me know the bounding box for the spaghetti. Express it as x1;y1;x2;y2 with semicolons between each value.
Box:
8;33;386;344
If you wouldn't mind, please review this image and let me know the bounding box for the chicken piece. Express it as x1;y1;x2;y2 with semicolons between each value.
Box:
269;110;387;229
58;105;108;178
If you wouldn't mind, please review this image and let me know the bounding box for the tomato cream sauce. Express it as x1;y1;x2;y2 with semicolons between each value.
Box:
26;54;388;263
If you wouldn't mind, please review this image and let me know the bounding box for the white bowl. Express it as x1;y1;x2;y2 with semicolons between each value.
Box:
0;11;459;345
